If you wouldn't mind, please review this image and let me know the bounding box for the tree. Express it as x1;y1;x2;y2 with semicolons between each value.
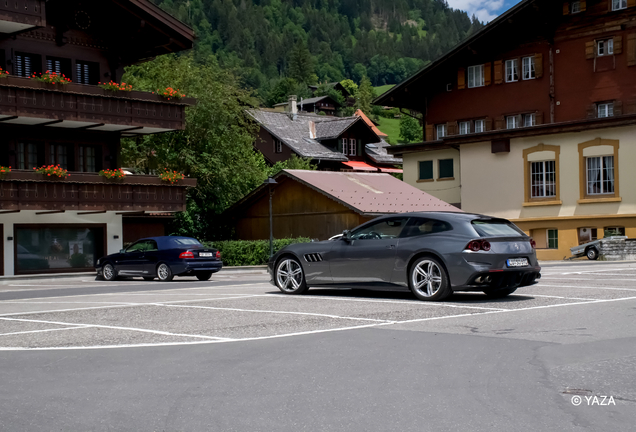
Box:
399;114;423;143
267;154;316;177
355;76;375;117
340;79;358;97
287;40;317;84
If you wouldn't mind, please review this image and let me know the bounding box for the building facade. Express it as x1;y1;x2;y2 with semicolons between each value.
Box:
0;0;195;275
376;0;636;259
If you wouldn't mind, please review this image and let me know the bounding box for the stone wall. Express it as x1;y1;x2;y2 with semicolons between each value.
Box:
598;237;636;260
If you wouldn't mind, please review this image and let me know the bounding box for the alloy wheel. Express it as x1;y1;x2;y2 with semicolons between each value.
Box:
276;259;304;292
157;264;172;281
103;264;115;281
411;260;443;297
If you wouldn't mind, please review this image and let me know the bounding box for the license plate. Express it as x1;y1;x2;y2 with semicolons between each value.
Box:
199;252;213;257
507;258;529;267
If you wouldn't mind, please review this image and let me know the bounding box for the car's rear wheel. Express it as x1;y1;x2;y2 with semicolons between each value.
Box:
483;287;517;299
157;263;174;282
195;272;212;281
275;257;308;294
102;263;117;281
409;257;452;301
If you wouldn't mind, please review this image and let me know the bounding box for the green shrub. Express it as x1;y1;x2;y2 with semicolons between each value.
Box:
203;238;312;266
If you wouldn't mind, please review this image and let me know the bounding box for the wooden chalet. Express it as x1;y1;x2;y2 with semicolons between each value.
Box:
376;0;636;259
0;0;195;275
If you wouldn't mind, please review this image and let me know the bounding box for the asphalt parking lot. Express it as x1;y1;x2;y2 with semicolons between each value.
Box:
1;262;635;431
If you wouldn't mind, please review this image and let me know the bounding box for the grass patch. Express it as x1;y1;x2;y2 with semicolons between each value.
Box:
375;117;401;145
374;84;395;96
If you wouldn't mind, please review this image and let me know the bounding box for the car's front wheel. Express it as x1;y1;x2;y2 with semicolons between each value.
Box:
409;257;452;301
157;263;174;282
275;257;308;294
102;263;118;281
195;272;212;281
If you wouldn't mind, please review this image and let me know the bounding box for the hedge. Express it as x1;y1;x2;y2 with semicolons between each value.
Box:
203;238;312;266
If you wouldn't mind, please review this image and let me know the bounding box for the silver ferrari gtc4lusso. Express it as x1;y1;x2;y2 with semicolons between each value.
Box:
268;212;541;301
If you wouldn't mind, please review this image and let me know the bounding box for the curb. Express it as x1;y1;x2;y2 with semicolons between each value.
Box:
538;259;636;267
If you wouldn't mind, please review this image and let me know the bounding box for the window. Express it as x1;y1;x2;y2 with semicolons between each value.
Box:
17;142;40;169
14;52;41;77
612;0;627;11
341;139;347;155
49;144;68;169
586;155;614;195
351;217;410;240
467;65;484;88
472;220;526;237
531;161;556;198
578;227;597;245
598;102;614;118
402;218;452;237
274;139;282;153
524;113;536;127
505;59;519;82
459;121;470;135
474;119;485;133
46;56;72;79
436;124;447;139
126;240;158;253
79;146;97;172
439;159;454;179
604;226;625;237
506;116;519;129
418;160;433;181
349;138;357;156
571;1;581;13
76;60;99;85
597;39;614;56
547;229;559;249
522;56;535;80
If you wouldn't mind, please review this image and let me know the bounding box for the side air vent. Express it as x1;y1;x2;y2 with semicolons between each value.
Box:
304;253;323;262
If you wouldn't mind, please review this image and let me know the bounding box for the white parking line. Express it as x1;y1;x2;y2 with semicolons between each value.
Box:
521;294;597;301
536;284;636;292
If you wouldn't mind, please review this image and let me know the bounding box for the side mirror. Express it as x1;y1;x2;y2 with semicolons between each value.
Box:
342;230;352;242
119;249;126;254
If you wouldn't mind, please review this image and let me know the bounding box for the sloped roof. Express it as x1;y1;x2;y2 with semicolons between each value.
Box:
300;95;337;106
354;109;388;137
365;140;402;164
280;170;460;215
314;117;359;139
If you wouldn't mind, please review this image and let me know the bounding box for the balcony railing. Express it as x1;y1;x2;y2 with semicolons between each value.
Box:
0;0;45;28
0;170;196;212
0;76;195;132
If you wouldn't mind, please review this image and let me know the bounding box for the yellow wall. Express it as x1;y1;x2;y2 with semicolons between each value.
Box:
403;148;461;205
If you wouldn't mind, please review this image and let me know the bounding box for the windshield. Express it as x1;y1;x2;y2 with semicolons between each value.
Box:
472;220;526;237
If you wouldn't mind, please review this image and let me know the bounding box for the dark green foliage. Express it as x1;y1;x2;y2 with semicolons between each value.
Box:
399;114;423;143
203;238;312;266
149;0;483;104
355;76;375;117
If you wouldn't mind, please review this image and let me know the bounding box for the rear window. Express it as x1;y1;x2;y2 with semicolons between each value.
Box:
171;238;202;246
472;220;525;237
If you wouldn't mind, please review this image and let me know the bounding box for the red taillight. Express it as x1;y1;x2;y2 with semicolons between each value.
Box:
465;240;491;252
530;238;536;249
215;251;221;259
179;251;194;259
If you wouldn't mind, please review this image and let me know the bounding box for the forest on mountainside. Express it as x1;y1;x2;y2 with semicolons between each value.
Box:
150;0;483;105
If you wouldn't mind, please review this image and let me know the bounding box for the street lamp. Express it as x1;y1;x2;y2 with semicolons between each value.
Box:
263;177;278;258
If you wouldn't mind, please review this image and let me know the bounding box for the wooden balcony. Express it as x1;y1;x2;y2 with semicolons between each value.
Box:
0;170;196;213
0;76;195;134
0;0;45;33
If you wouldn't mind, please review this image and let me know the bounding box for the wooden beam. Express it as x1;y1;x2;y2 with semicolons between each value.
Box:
76;123;105;130
40;120;64;127
35;210;65;215
116;211;144;215
0;210;20;214
0;116;18;122
77;211;107;215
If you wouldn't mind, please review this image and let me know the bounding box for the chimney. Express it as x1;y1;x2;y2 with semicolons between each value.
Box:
288;95;297;120
309;121;316;139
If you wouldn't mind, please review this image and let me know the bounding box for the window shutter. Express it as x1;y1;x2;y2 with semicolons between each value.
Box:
614;100;623;116
563;2;570;14
425;124;434;141
586;104;597;119
495;116;505;130
457;68;465;90
485;117;493;131
629;0;636;7
614;35;623;55
494;60;503;84
484;62;492;86
357;140;363;156
536;111;544;125
581;0;587;11
585;41;595;59
447;121;458;136
337;138;343;153
628;34;636;66
535;54;544;78
625;100;636;114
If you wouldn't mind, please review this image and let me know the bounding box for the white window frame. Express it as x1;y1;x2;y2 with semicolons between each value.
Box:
349;138;357;156
467;65;484;88
459;121;470;135
597;39;614;56
341;139;347;155
586;155;615;195
522;56;535;80
474;119;485;133
524;113;536;127
436;124;447;139
612;0;627;11
530;160;556;198
571;1;581;13
274;139;283;153
506;116;519;129
598;102;614;118
505;59;518;83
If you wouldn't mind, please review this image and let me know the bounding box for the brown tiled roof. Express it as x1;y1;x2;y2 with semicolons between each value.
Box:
354;109;388;137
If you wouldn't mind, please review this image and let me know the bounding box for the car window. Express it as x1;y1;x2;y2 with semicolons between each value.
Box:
126;241;146;253
401;218;452;237
146;240;158;252
172;238;202;246
351;218;409;240
472;220;525;237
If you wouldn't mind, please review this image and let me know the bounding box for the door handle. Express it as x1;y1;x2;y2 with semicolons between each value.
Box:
386;245;395;249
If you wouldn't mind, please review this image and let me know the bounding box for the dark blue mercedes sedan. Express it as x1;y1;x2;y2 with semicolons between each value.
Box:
96;236;222;281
